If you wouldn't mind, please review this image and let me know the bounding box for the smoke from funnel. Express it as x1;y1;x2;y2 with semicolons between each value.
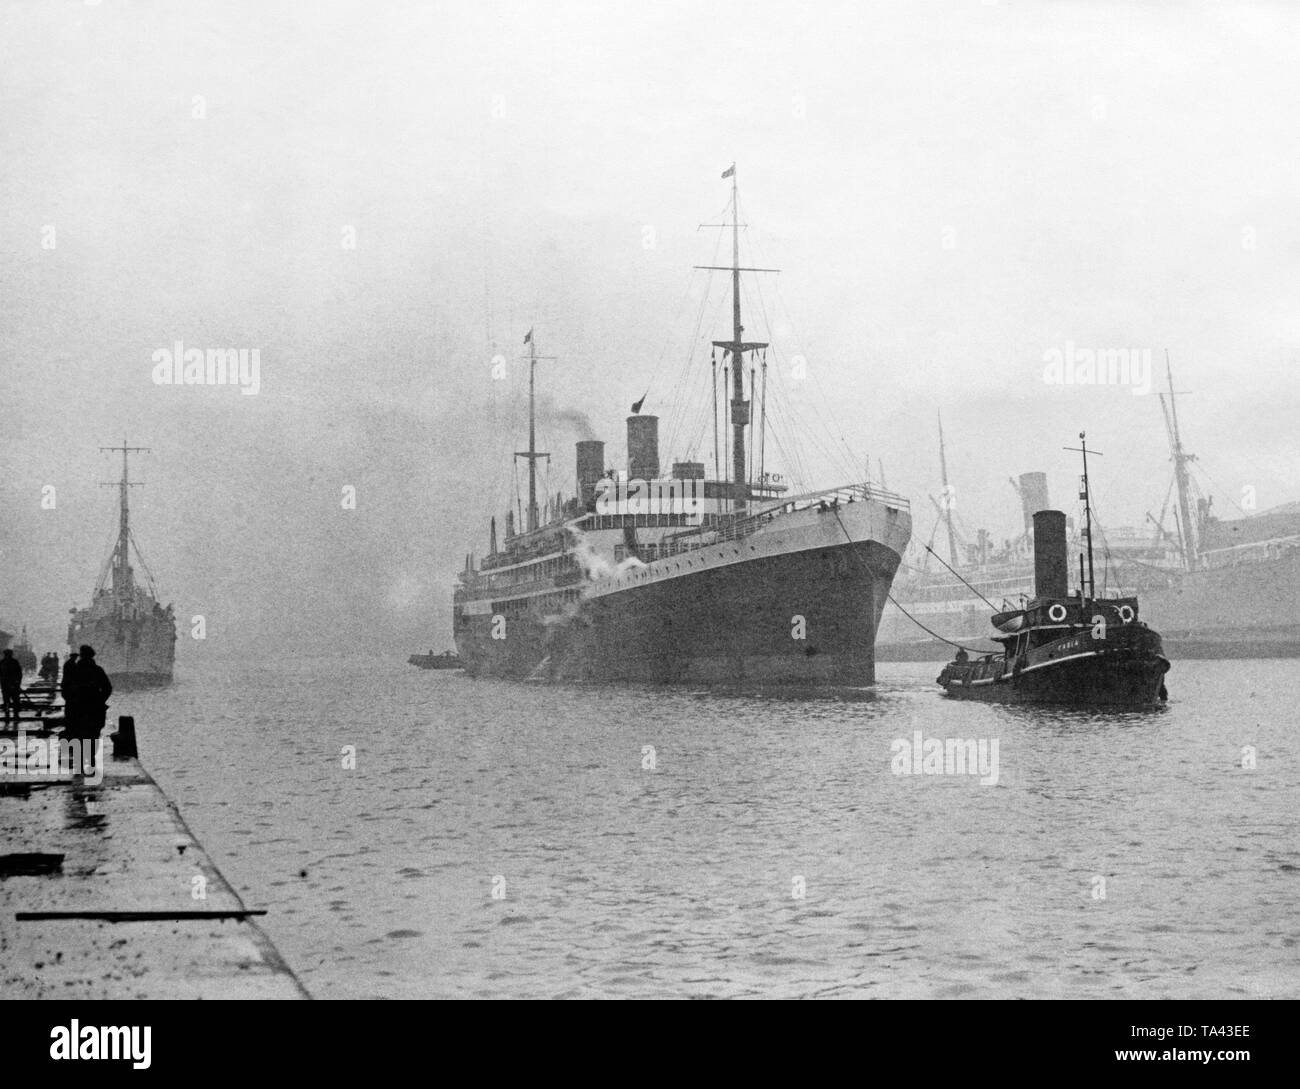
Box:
552;408;595;440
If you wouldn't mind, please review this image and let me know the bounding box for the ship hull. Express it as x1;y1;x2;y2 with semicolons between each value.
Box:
938;624;1170;708
940;654;1169;706
68;614;176;688
458;539;900;685
1140;548;1300;659
455;499;910;686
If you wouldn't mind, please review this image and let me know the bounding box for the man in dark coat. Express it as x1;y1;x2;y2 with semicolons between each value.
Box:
60;651;79;729
0;649;21;724
66;645;112;740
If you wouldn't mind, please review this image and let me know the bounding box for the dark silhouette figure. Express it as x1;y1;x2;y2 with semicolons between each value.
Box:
60;652;79;725
955;648;969;663
39;652;59;684
0;649;21;724
64;646;112;740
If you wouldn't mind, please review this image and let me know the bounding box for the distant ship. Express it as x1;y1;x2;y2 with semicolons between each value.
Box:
880;360;1299;660
67;443;176;687
409;650;462;670
452;168;913;684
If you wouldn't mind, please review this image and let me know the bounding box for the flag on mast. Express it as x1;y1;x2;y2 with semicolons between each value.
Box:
721;164;735;179
631;391;647;414
523;327;533;344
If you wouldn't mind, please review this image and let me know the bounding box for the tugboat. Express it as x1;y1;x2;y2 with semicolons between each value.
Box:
408;650;462;670
937;434;1170;707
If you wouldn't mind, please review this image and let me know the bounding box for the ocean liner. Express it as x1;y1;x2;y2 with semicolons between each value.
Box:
453;168;913;684
67;443;176;687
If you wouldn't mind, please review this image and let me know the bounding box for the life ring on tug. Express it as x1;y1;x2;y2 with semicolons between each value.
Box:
1047;603;1067;623
1117;604;1135;624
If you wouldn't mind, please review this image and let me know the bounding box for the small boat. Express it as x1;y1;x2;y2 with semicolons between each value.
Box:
937;434;1170;708
408;650;462;670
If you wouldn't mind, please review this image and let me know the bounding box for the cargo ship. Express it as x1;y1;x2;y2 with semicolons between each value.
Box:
67;443;177;687
937;437;1170;707
452;168;913;684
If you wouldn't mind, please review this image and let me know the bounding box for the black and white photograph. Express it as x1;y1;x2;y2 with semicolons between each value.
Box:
0;0;1296;1054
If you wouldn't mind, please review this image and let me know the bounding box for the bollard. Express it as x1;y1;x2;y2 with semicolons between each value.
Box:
111;715;138;760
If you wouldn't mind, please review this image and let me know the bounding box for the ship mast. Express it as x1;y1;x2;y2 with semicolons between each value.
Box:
937;410;960;568
1161;351;1199;570
515;331;553;533
699;165;775;514
1065;432;1101;602
99;441;149;597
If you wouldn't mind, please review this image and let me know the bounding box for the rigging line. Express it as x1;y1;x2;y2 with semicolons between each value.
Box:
748;231;860;480
922;545;999;611
665;277;713;443
647;255;713;393
884;594;995;654
663;268;723;459
747;281;855;484
665;273;728;459
663;226;726;452
126;527;160;595
764;386;812;489
768;418;810;494
826;505;990;652
92;523;119;592
768;380;840;488
1189;460;1248;517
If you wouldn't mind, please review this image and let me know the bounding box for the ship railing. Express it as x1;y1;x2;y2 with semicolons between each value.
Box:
662;481;910;554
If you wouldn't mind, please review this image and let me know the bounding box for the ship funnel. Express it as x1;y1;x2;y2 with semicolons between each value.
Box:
627;415;660;480
576;440;606;508
1018;472;1050;537
1033;509;1069;600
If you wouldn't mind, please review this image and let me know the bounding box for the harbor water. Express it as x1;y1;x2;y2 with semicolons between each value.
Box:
129;657;1300;999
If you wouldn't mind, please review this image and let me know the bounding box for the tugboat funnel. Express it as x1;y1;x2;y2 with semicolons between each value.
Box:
1033;509;1069;600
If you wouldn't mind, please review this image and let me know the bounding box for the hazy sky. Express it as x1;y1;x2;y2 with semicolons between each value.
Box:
2;0;1298;656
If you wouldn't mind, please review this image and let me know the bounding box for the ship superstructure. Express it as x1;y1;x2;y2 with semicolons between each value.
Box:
67;443;176;687
453;169;912;684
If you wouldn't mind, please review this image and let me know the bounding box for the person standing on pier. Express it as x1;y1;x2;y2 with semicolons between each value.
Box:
60;651;79;725
0;649;21;724
66;645;112;740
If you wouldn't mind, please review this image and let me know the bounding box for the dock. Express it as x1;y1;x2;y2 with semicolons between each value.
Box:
0;719;308;999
